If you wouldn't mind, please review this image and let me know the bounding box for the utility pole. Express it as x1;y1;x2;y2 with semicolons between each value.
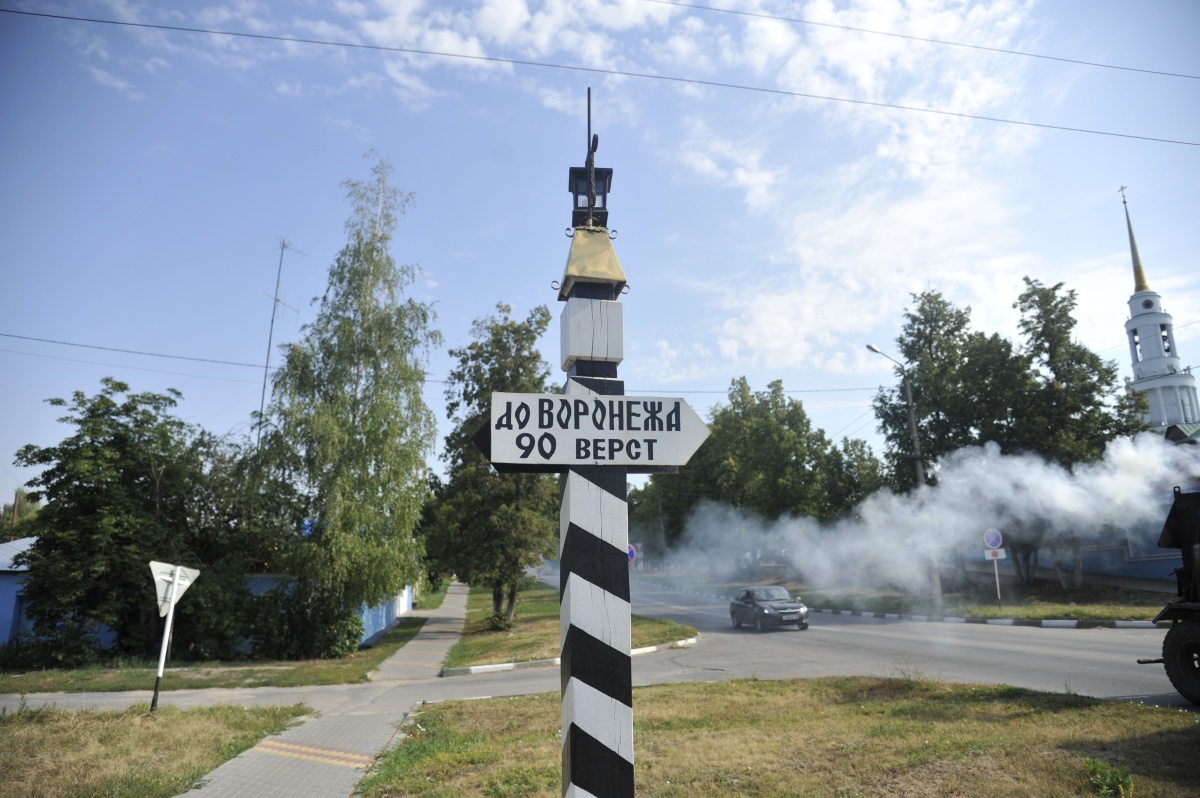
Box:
867;344;943;612
257;240;290;448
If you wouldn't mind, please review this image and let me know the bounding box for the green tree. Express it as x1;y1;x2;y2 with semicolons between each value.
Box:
873;281;1147;587
421;303;558;627
650;378;871;554
1011;277;1146;466
265;153;440;652
14;379;205;660
2;488;41;541
872;291;979;491
820;437;886;520
1005;278;1147;586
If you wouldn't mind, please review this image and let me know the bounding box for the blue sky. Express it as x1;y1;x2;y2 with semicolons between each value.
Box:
2;0;1198;504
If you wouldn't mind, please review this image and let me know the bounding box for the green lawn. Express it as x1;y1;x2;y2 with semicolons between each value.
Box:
358;676;1200;797
443;582;696;669
0;616;426;694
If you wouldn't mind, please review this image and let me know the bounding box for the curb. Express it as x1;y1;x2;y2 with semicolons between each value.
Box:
441;636;698;678
631;579;1162;630
808;607;1161;629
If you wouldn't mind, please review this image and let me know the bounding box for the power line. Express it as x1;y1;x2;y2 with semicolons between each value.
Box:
3;8;1196;148
0;332;270;370
0;333;452;386
0;332;886;395
644;0;1200;81
626;386;876;394
0;347;262;385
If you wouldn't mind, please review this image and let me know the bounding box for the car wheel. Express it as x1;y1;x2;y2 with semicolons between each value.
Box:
755;614;767;632
732;613;741;629
1163;622;1200;705
797;622;809;630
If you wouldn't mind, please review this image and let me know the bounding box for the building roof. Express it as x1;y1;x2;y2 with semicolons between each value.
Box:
1165;422;1200;444
1124;196;1150;293
0;536;35;572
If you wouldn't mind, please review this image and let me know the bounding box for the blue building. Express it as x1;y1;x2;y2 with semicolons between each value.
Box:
2;538;412;648
0;537;34;645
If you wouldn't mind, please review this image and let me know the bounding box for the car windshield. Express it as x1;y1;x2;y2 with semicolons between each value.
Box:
754;587;792;601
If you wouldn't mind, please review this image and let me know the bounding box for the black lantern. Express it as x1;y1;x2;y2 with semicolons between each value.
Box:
569;164;612;228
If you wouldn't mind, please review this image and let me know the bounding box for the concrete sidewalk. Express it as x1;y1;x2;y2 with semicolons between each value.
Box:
173;581;469;798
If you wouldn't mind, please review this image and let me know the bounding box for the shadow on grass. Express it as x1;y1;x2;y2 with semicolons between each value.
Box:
1060;725;1200;792
809;675;1106;721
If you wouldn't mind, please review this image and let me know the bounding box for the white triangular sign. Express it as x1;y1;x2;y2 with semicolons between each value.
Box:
149;561;201;617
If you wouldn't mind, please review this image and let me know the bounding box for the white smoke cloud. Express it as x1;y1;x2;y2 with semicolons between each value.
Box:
670;434;1200;595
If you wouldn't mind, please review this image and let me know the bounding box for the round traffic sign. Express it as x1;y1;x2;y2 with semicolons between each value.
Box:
628;544;637;565
983;528;1003;549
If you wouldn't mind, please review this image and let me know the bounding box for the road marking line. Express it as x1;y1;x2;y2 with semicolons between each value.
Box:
257;738;375;768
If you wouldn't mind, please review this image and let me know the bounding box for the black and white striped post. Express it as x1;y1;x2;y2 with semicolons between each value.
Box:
479;92;709;797
558;278;633;797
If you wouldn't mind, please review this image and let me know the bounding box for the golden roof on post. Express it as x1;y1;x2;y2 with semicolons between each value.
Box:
557;226;626;301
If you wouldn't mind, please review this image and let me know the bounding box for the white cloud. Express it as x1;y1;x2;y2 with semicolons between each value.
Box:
712;167;1038;371
142;57;171;74
476;0;532;45
676;120;782;214
275;79;304;96
632;339;717;385
381;57;444;107
83;65;145;100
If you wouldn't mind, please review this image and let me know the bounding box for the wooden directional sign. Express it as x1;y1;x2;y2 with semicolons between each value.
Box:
489;392;710;469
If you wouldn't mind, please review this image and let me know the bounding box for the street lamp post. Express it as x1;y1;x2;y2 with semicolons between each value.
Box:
867;344;944;612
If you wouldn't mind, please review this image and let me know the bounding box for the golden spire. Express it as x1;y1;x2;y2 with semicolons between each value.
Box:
1120;187;1150;293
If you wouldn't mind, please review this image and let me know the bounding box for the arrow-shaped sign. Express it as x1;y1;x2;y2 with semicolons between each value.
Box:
149;561;200;618
488;392;710;469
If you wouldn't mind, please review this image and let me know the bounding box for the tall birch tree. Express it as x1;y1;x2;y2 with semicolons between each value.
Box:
267;153;440;623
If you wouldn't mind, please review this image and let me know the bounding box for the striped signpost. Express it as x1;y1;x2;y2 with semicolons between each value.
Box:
481;92;709;798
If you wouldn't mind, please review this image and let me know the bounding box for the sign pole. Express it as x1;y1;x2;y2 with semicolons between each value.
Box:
477;92;708;796
150;566;181;713
992;557;1001;608
559;275;634;796
148;560;200;713
983;530;1004;610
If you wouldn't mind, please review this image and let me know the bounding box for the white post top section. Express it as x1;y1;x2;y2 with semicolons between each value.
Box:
561;298;623;371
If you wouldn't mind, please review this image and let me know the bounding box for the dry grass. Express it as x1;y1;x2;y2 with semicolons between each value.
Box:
360;677;1200;798
442;583;696;669
0;701;308;798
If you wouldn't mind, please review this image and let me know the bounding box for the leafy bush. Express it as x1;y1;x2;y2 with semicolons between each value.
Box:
249;581;364;660
0;621;102;670
171;568;256;661
1084;757;1133;797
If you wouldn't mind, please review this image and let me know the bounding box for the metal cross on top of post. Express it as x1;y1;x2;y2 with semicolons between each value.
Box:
477;89;709;798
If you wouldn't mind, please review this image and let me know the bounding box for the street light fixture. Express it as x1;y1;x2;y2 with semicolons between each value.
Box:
867;344;943;612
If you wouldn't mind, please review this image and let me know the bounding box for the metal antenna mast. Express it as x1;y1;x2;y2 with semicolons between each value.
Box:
257;239;291;447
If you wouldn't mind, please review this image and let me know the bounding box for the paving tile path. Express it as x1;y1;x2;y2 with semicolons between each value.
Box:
168;581;469;798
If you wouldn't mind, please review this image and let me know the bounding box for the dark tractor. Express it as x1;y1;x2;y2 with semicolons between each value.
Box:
1139;486;1200;705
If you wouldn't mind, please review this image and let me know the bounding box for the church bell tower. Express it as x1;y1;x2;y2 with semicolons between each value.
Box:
1121;191;1199;428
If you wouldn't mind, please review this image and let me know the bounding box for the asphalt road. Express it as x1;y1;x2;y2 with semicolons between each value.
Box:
1;574;1190;715
625;576;1192;710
